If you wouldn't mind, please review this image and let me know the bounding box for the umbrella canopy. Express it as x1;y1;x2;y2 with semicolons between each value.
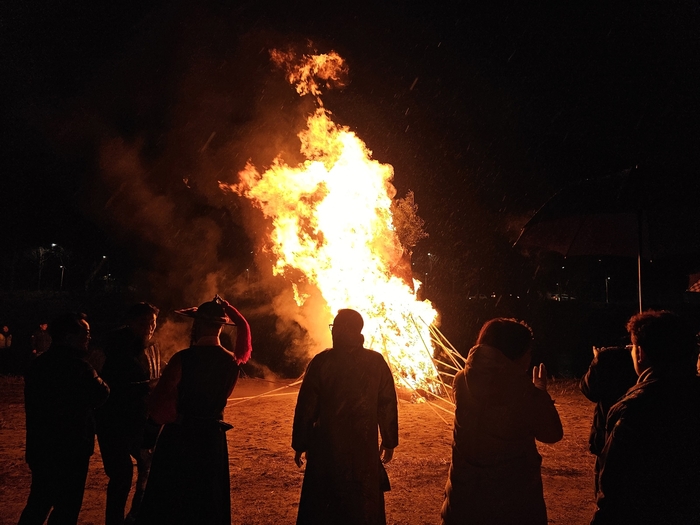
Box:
515;168;700;310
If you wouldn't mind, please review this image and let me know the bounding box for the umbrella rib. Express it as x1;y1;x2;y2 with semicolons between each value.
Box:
563;215;588;258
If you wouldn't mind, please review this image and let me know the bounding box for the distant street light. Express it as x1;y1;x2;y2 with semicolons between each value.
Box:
60;265;65;290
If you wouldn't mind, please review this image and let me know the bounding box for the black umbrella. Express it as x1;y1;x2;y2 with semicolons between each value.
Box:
515;168;700;311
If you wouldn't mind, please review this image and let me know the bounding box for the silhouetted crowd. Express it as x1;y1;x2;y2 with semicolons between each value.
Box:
11;301;700;525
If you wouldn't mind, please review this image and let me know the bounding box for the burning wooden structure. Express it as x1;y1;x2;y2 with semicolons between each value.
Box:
220;50;464;415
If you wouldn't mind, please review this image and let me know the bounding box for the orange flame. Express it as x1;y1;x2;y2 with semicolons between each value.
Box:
221;51;439;392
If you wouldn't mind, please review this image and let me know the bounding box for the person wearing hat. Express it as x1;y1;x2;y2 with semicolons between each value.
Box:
292;308;399;525
135;296;251;525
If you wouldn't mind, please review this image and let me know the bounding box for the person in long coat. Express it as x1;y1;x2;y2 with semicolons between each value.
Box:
292;308;399;525
134;296;251;525
591;310;700;524
441;318;563;525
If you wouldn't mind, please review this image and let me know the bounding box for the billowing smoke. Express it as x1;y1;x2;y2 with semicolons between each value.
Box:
63;13;342;371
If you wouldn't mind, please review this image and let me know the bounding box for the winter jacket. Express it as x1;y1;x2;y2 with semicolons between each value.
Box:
591;366;700;524
24;343;110;465
441;344;563;525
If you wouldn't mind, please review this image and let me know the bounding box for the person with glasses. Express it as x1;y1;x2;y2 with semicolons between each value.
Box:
19;312;110;525
591;311;700;524
292;308;398;525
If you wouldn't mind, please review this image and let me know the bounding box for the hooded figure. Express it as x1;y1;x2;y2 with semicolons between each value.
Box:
292;309;399;525
441;318;563;525
135;296;251;525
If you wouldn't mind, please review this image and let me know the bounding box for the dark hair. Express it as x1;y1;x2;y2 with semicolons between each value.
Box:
333;309;364;334
125;302;159;322
50;312;88;343
626;310;696;367
477;318;533;361
332;309;365;348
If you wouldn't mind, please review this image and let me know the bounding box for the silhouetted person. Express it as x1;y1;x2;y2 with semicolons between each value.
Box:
0;324;13;374
579;345;637;495
441;318;563;525
96;302;162;525
292;309;399;525
1;324;12;348
591;310;700;524
135;296;251;525
30;323;52;358
18;313;110;525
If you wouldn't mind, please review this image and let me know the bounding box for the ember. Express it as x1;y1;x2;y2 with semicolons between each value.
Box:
221;50;457;399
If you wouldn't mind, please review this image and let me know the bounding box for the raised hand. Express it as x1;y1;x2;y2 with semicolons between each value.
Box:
215;295;246;324
532;363;548;391
214;295;252;364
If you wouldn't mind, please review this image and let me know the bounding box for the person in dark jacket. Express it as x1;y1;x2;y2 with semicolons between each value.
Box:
292;308;399;525
96;302;162;525
591;310;700;525
135;296;251;525
579;345;637;494
0;324;13;374
441;318;563;525
18;312;110;525
30;323;52;358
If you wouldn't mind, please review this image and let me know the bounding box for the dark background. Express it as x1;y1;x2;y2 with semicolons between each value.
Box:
2;0;699;376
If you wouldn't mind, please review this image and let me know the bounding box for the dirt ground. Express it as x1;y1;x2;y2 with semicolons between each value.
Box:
0;375;597;524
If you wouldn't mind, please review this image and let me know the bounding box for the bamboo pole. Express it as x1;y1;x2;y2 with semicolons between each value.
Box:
226;378;303;407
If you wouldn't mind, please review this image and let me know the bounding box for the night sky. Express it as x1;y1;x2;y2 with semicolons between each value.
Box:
2;0;699;308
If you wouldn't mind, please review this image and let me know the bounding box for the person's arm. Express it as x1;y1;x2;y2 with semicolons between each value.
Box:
591;405;635;524
530;391;564;443
219;298;252;364
377;357;399;462
291;359;321;466
147;353;182;425
77;360;110;409
580;351;603;402
529;364;564;443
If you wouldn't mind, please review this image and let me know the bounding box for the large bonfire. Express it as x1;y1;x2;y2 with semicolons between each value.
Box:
221;50;459;401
